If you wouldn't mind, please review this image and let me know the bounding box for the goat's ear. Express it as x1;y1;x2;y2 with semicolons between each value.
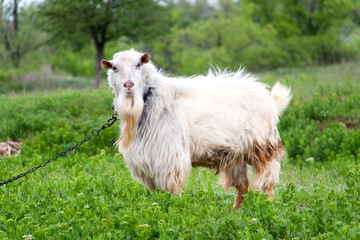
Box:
101;59;112;69
140;53;150;64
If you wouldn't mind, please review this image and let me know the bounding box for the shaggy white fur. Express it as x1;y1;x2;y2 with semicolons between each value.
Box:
101;49;292;208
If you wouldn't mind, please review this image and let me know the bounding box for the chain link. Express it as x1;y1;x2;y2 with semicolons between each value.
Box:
0;113;118;187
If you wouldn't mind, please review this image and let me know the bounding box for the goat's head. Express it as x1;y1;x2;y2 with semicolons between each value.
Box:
101;49;150;98
101;49;150;151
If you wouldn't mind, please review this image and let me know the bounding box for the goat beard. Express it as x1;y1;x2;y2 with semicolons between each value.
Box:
115;93;144;151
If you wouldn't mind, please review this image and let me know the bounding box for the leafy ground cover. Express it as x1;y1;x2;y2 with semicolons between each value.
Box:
1;62;360;239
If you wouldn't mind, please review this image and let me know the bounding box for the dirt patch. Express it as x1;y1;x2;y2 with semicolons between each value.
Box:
335;116;358;130
345;123;357;130
318;121;325;131
319;116;358;130
0;141;21;157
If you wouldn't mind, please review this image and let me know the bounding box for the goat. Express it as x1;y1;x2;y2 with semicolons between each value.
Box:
101;49;291;208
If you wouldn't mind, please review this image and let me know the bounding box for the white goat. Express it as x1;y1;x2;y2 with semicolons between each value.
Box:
101;49;291;208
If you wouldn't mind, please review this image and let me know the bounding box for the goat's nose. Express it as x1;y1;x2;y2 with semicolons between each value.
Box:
123;80;134;88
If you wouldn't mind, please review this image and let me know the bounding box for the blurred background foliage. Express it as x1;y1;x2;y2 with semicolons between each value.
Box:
0;0;360;91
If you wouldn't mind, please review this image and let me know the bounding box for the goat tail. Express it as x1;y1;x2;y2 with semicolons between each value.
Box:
271;82;292;116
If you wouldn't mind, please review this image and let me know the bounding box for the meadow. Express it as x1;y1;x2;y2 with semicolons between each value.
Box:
0;62;360;239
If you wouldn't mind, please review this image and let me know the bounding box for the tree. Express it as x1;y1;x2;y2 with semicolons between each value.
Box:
0;0;20;67
151;0;216;72
0;0;47;68
41;0;165;88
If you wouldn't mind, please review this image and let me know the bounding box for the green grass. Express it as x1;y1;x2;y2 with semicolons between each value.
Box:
1;62;360;239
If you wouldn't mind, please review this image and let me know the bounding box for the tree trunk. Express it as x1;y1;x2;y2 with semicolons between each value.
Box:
216;32;222;47
307;0;317;35
164;40;173;73
94;40;105;89
12;0;20;68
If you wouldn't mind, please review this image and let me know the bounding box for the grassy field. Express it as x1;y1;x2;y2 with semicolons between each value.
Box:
1;62;360;239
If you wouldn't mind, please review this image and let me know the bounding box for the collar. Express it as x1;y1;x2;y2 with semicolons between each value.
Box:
143;86;153;103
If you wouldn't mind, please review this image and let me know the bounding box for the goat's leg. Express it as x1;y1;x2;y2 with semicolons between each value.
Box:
158;168;188;194
251;158;281;201
234;179;249;209
139;174;156;192
263;186;274;200
221;163;249;209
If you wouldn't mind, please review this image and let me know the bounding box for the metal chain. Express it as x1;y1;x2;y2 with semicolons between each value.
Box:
0;113;118;187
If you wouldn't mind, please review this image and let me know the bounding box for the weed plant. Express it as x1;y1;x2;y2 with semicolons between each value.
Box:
1;63;360;239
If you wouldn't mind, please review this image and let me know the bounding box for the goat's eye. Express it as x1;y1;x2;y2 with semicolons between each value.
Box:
112;66;118;72
136;63;141;69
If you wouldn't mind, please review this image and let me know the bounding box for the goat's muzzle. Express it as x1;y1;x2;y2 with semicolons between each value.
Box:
124;80;135;94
